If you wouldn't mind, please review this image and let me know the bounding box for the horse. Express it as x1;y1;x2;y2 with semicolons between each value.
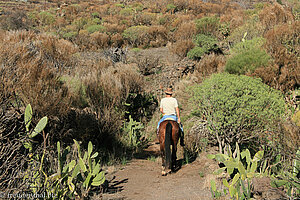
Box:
157;120;180;176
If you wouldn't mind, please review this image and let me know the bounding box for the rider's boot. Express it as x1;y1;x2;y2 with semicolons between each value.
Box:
179;124;185;147
180;133;185;146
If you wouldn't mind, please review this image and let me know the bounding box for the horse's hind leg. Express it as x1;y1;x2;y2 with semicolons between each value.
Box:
171;145;177;171
161;151;167;176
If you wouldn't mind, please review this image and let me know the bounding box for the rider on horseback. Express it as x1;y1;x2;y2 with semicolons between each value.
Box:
157;86;185;146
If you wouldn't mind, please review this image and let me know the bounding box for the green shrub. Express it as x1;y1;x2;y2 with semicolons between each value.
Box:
115;3;125;8
225;48;270;74
187;34;218;60
131;47;141;53
225;38;270;74
132;3;144;12
191;73;286;148
187;47;206;60
120;7;134;16
39;11;55;25
86;25;106;34
231;37;265;54
193;34;218;50
254;2;265;10
166;4;177;12
91;12;100;18
92;18;102;25
292;111;300;127
122;25;149;46
227;20;263;47
158;15;168;25
195;16;220;35
72;17;89;31
63;31;78;40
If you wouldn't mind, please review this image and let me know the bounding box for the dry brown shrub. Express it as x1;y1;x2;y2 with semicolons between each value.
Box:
0;30;76;117
54;17;67;29
102;15;119;25
195;13;205;19
104;23;126;34
1;30;77;69
194;53;226;83
249;21;299;92
147;25;169;47
111;33;124;47
281;120;300;150
134;12;157;26
83;63;144;133
146;0;168;13
94;4;110;16
259;3;295;32
185;0;204;15
201;3;224;15
220;10;246;30
174;0;189;11
64;4;83;16
91;32;110;49
170;14;194;29
169;39;194;58
174;21;196;41
157;13;176;27
74;30;93;50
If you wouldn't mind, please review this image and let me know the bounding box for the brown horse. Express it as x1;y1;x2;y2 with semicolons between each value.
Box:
158;120;180;176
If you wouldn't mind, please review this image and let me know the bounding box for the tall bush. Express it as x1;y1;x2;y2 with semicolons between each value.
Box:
191;73;286;151
225;37;270;75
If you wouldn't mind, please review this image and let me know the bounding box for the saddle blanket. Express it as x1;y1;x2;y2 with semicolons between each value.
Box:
157;115;183;131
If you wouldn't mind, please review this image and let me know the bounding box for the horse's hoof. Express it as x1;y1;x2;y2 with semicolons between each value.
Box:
162;171;167;176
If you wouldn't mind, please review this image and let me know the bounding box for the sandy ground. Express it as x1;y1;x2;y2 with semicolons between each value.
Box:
101;143;218;200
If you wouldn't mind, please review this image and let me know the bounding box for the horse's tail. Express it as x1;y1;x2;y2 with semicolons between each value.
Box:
165;122;172;169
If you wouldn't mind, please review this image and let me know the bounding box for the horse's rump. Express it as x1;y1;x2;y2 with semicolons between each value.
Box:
158;120;180;144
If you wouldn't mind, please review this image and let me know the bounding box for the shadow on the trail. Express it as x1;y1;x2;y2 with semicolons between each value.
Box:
104;176;128;194
171;159;183;173
133;142;161;159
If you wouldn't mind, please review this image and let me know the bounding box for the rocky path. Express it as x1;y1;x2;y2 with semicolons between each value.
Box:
102;143;218;200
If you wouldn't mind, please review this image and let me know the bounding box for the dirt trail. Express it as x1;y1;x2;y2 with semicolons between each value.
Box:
101;47;217;200
102;143;218;200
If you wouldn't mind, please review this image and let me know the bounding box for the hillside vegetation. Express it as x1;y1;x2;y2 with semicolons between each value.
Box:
0;0;299;199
